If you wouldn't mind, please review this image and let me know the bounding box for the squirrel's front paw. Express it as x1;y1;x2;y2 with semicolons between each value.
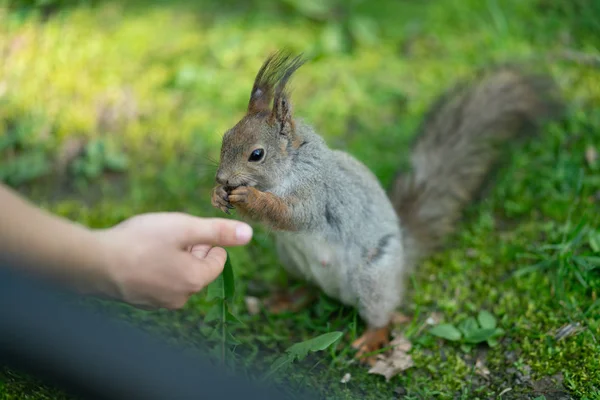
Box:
228;186;259;207
211;185;233;214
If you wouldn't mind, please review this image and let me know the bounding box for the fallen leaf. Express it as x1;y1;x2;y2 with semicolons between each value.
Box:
390;335;412;352
340;372;351;383
391;311;411;325
368;334;414;381
585;146;598;167
475;358;490;380
553;322;583;341
244;296;261;315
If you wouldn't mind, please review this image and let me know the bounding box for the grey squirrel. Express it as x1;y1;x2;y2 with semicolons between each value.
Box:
210;51;562;363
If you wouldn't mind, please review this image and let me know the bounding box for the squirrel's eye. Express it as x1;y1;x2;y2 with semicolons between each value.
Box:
248;148;265;162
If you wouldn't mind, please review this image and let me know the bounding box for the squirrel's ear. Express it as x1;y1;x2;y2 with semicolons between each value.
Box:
247;55;276;114
271;92;294;134
247;50;305;127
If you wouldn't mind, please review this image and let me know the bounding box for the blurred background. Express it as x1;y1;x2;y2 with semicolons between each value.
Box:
1;0;599;399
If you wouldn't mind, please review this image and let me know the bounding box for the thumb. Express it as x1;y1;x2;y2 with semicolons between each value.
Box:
194;247;228;288
175;215;253;248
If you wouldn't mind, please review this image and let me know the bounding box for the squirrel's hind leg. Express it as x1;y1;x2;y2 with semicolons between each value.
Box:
351;239;406;365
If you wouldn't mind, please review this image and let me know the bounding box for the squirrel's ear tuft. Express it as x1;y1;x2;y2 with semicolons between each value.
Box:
272;92;293;134
247;50;305;117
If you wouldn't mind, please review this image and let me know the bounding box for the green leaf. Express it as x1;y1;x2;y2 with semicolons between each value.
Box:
204;303;222;323
263;332;342;381
226;309;243;325
263;354;294;380
429;324;462;341
482;326;505;348
206;327;222;341
477;310;497;330
458;317;479;336
206;273;224;301
206;252;235;302
286;331;343;361
460;343;472;353
463;328;497;344
226;331;241;346
223;255;235;301
492;328;505;338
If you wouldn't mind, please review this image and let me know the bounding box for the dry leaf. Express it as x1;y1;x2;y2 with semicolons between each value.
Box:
368;334;414;381
340;373;351;383
244;296;261;316
391;311;411;325
475;358;490;380
553;322;583;341
585;146;598;167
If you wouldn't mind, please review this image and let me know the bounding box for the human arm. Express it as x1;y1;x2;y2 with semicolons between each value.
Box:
0;183;253;309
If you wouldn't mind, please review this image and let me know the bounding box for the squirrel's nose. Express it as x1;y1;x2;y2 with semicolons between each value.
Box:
215;172;227;186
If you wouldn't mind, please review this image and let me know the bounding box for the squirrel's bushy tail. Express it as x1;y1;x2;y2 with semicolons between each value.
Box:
392;66;563;263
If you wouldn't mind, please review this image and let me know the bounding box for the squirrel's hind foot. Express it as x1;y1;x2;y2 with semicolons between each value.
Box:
352;326;391;366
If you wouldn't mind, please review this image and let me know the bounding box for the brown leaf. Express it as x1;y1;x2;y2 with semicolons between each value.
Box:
553;322;583;341
585;146;598;167
367;334;414;381
475;358;490;380
391;311;411;325
244;296;261;316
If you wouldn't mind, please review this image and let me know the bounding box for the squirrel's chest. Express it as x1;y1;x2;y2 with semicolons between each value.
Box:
275;233;357;305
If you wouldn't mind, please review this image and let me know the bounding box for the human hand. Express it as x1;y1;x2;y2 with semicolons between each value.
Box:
93;212;252;310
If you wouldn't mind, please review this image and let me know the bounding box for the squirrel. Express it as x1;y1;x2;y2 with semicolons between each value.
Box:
210;51;563;364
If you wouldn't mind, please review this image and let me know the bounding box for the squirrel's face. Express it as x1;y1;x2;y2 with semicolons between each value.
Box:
215;112;296;191
214;51;306;193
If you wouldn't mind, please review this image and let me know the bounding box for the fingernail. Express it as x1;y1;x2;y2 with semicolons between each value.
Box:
235;223;253;242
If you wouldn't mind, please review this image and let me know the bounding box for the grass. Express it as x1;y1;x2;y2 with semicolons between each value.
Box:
1;0;599;398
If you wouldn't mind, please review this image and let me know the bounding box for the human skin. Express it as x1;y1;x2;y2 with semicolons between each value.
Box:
0;184;253;310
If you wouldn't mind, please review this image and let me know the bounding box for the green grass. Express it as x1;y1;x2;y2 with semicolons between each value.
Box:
1;0;600;398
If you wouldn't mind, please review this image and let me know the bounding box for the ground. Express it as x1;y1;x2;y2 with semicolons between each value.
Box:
0;0;599;399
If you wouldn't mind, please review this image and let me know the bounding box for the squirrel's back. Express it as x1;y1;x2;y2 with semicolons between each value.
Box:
392;66;564;264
